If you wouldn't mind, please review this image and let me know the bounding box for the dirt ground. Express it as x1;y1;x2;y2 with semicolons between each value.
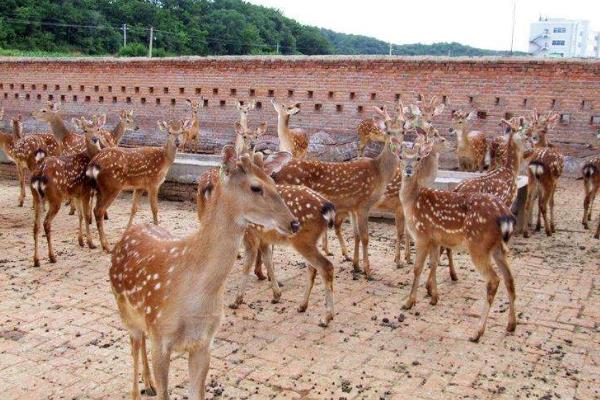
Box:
0;177;598;400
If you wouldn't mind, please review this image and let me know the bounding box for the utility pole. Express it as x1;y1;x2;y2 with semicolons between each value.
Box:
148;26;154;57
510;0;517;55
122;24;127;47
276;42;279;54
389;42;392;56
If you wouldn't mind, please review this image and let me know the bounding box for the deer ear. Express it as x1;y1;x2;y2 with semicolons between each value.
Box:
262;151;292;175
97;113;107;127
419;141;433;157
252;151;264;168
410;104;422;116
289;105;300;115
433;103;445;116
186;99;192;105
71;118;83;130
466;111;477;121
236;101;242;110
221;145;238;175
372;106;385;117
546;112;559;126
157;120;169;132
500;119;511;131
249;99;256;109
182;119;193;131
415;126;428;136
120;110;127;118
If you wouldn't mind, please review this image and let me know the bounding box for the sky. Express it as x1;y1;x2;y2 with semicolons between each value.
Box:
246;0;600;52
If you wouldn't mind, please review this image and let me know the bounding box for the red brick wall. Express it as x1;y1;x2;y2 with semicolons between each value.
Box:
1;55;599;163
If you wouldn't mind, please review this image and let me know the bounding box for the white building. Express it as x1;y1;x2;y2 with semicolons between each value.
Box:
529;18;599;58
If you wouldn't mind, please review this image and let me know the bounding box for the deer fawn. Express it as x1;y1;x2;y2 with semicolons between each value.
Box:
181;98;202;151
581;131;600;238
523;111;563;238
450;110;488;172
273;114;402;279
271;98;309;158
445;117;532;277
30;117;103;266
400;137;517;342
110;149;297;400
88;119;190;252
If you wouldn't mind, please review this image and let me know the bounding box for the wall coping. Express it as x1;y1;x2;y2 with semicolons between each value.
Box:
1;55;600;66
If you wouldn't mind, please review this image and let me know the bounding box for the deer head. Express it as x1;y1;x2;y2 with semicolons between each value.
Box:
415;94;445;125
11;115;23;139
73;116;104;156
186;98;202;113
234;121;267;155
271;99;300;116
530;111;559;145
32;101;61;122
236;99;256;114
158;119;192;149
449;110;476;135
401;140;433;179
119;109;139;131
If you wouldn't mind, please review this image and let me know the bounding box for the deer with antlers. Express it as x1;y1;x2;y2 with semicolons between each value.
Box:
273;108;403;279
30;117;104;266
356;103;408;157
110;149;297;400
582;131;600;238
88;119;190;252
180;98;202;152
197;145;336;326
450;110;488;172
523;111;563;238
271;98;309;158
400;135;517;342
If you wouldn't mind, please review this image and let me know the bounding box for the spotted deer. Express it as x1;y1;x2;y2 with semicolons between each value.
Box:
450;110;488;172
197;149;336;325
271;98;309;158
400;138;517;342
444;118;531;277
88;119;190;252
106;109;139;146
523;111;563;237
30;117;103;267
0;111;21;166
356;102;408;157
181;98;202;151
110;150;297;400
236;99;256;132
582;130;600;237
234;121;267;156
273;122;403;279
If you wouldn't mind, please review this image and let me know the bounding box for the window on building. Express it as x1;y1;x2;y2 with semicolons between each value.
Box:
552;40;565;46
553;27;566;33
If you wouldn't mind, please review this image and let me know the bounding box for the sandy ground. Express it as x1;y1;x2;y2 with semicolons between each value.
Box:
0;177;598;400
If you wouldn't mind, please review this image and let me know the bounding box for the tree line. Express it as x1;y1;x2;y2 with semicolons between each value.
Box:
0;0;525;57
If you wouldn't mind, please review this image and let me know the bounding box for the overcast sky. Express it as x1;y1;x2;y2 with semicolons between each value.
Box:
246;0;599;52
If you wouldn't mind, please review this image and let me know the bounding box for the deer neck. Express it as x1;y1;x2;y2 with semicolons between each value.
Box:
164;136;179;163
48;114;71;142
535;131;550;148
456;128;470;149
277;114;295;153
111;120;126;144
374;140;399;184
0;131;14;154
183;185;247;295
239;114;249;132
399;171;422;209
504;135;521;174
420;150;440;186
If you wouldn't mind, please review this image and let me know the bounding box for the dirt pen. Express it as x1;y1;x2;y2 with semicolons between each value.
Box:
0;176;598;399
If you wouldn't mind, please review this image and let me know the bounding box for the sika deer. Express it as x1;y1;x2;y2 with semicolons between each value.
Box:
236;99;256;132
356;102;408;157
104;109;139;146
110;150;297;400
445;118;532;277
234;121;267;156
582;130;600;237
400;138;517;342
271;98;309;158
88;119;190;252
450;110;488;172
273;125;402;279
181;98;202;151
0;112;21;165
30;118;103;266
523;111;563;237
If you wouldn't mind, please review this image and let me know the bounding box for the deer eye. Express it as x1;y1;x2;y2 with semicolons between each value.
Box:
416;156;421;161
250;185;263;195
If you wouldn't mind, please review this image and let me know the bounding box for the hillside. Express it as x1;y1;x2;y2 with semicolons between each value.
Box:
0;0;524;57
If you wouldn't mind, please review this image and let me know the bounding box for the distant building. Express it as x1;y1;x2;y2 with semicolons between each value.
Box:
529;18;599;58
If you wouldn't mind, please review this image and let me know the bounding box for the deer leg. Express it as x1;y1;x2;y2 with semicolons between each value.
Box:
253;249;266;280
404;228;412;264
538;186;552;236
294;242;335;327
82;193;96;249
44;201;61;264
298;266;317;314
582;181;592;228
446;247;458;281
403;241;430;310
351;212;360;271
549;181;557;233
130;335;142;400
68;200;76;216
95;189;120;252
587;188;597;224
425;245;441;305
17;164;25;207
356;210;371;279
469;249;499;343
394;206;405;267
127;189;143;228
594;216;600;239
261;243;282;303
151;338;172;400
523;176;537;238
75;199;85;247
149;187;160;225
492;245;517;334
32;193;43;267
137;336;156;396
232;236;260;308
335;217;351;262
321;231;332;256
188;346;211;400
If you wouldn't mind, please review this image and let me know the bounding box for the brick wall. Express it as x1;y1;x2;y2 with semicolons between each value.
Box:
1;55;599;167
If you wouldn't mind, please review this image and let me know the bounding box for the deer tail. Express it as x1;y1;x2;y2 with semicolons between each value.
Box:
321;202;336;229
528;161;544;179
30;175;48;198
34;148;46;163
497;214;516;244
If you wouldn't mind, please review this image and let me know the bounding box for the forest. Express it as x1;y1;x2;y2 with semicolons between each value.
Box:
0;0;525;57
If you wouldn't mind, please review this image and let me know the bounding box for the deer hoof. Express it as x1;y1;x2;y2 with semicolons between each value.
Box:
583;222;589;230
297;304;308;313
88;242;97;250
594;233;599;239
49;255;57;264
523;231;530;238
429;296;438;306
450;271;458;281
506;321;517;333
78;238;85;247
228;301;241;310
318;317;332;328
33;259;40;268
402;300;415;310
141;386;157;396
18;201;24;208
469;334;481;343
342;255;352;262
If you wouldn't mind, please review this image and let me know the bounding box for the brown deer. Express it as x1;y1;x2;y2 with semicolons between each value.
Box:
271;98;309;158
30;117;103;267
273;118;403;279
356;102;408;157
523;111;563;237
450;110;488;172
0;111;21;166
582;130;600;237
234;121;267;156
444;117;532;277
110;149;297;400
197;149;336;326
88;119;190;252
236;99;256;132
106;109;139;146
400;137;517;342
181;98;202;151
